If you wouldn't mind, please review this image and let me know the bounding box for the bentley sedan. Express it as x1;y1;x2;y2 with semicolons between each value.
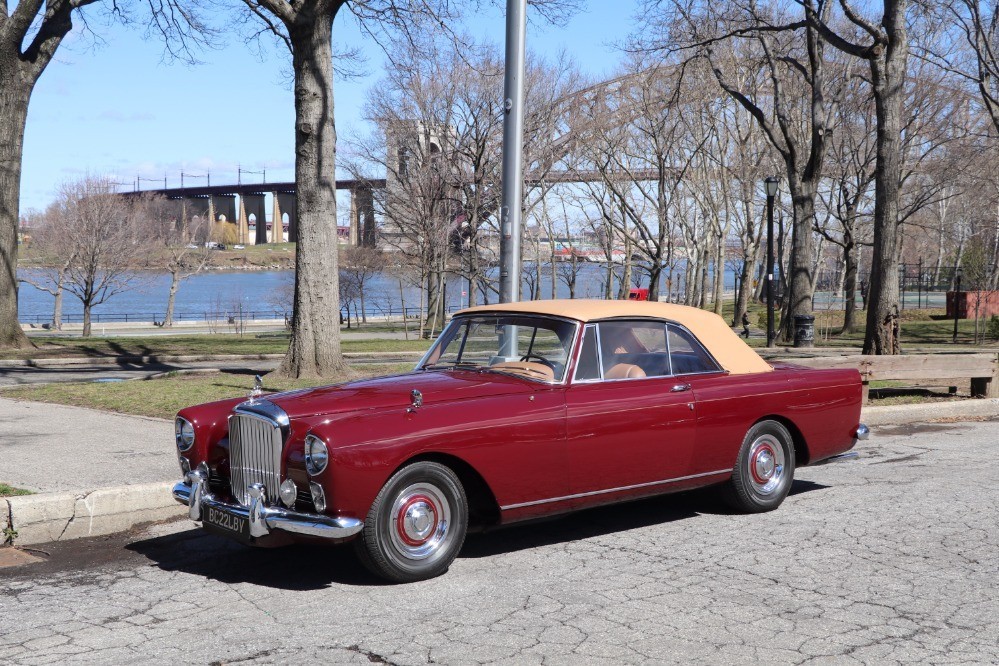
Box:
172;300;866;582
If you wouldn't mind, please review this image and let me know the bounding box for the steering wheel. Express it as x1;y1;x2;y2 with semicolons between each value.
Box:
520;353;556;371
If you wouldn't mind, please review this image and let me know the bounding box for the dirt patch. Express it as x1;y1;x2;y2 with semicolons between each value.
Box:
0;547;44;569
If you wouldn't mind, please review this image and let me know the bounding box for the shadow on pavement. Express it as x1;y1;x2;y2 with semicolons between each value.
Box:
126;479;829;589
462;480;826;558
127;528;380;589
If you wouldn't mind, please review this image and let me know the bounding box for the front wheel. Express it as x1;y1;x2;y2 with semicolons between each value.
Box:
722;420;795;513
354;462;468;583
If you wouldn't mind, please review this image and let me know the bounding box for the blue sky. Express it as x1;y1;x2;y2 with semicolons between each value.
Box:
20;2;640;214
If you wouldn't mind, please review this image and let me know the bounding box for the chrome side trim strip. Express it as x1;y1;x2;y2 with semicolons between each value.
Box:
499;468;731;511
811;451;860;466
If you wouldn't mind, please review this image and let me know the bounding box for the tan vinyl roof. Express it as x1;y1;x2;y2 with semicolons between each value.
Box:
458;299;773;375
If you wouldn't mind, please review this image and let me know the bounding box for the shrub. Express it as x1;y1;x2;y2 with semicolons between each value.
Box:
987;315;999;341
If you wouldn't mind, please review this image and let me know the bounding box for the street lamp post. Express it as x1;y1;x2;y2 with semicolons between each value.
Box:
764;177;779;348
953;266;963;344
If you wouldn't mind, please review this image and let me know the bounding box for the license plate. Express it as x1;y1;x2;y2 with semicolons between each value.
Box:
202;505;251;542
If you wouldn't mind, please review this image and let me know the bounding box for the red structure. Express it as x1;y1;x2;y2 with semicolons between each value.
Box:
628;288;649;301
947;291;999;319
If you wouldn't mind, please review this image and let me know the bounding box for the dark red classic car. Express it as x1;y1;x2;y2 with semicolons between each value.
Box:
173;300;866;582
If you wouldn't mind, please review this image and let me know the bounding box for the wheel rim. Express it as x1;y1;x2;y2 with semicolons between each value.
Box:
748;435;785;495
389;482;451;560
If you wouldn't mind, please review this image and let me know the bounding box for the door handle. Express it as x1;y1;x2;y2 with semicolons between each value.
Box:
670;383;691;393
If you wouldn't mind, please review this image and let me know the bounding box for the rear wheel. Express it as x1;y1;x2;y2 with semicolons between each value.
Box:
354;461;468;583
722;420;795;513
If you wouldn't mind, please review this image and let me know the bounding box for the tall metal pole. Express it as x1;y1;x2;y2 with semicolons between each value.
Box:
499;0;527;304
766;187;776;348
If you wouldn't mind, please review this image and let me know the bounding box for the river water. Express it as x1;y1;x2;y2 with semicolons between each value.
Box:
17;264;724;324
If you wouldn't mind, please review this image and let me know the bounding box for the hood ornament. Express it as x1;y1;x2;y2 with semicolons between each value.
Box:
407;389;423;413
248;375;264;405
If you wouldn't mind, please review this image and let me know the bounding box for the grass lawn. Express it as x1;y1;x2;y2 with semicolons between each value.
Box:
0;483;33;497
1;333;431;361
0;364;414;420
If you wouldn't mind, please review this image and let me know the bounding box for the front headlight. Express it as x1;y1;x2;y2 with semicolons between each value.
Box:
305;433;329;475
175;417;195;452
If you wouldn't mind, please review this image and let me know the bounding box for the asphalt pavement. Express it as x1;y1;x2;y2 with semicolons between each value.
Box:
1;419;997;664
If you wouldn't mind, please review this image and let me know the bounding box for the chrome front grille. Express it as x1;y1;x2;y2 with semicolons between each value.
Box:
229;411;284;506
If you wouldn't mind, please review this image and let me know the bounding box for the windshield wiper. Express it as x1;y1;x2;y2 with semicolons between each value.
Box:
423;362;483;371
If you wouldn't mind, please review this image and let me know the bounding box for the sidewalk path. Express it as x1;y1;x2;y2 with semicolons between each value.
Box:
0;397;174;494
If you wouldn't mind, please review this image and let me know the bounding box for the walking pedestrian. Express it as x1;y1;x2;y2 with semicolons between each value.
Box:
741;311;751;338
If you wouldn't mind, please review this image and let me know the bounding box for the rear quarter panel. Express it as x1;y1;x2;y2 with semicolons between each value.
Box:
688;365;862;474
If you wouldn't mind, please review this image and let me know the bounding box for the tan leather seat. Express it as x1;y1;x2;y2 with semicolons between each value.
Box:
490;361;555;381
605;363;646;379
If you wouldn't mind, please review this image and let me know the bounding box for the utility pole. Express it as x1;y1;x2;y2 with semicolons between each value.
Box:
499;0;527;305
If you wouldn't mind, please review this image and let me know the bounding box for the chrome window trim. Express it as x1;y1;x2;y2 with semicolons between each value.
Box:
500;468;731;511
416;313;581;387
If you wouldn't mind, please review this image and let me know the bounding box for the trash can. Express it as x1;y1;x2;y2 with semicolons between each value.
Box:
793;314;815;348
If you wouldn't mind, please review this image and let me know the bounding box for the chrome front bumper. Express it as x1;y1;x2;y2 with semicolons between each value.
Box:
172;470;363;541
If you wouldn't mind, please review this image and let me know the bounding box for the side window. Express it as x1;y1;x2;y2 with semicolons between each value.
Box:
574;325;601;381
667;326;721;375
597;320;671;379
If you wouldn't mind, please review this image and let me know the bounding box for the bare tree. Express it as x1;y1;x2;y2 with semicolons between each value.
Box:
236;0;578;376
48;178;154;337
931;1;999;137
339;245;385;323
139;198;215;327
18;205;77;330
0;2;210;348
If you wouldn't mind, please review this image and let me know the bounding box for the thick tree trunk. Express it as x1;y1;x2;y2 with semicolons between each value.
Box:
279;10;346;377
842;240;859;333
779;177;816;343
0;78;32;349
712;234;724;316
648;264;663;301
863;9;908;355
618;232;633;299
735;254;755;327
53;278;64;330
82;302;93;338
165;270;180;327
426;266;446;335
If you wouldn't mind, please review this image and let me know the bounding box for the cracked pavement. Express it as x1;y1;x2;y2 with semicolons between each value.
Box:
1;420;997;664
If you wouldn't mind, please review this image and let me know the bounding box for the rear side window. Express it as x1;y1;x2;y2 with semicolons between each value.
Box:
667;326;721;375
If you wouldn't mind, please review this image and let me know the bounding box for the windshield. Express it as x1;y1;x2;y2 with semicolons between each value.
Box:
420;315;577;383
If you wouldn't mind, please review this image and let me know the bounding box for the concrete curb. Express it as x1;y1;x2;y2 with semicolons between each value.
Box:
3;483;183;547
0;351;423;369
4;399;996;548
861;398;999;426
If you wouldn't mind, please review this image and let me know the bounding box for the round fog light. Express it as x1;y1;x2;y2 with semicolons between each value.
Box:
279;479;298;508
310;482;326;513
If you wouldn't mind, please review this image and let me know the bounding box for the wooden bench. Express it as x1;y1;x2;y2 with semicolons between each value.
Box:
762;352;999;403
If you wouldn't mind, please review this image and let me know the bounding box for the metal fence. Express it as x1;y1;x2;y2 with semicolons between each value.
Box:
21;304;465;326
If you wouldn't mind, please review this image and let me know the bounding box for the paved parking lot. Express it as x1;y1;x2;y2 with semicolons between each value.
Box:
1;420;997;664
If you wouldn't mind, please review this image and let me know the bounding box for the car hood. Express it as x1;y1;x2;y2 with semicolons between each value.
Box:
264;369;539;420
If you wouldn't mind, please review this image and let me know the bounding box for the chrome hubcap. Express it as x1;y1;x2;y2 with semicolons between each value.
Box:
748;436;785;495
390;483;451;560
